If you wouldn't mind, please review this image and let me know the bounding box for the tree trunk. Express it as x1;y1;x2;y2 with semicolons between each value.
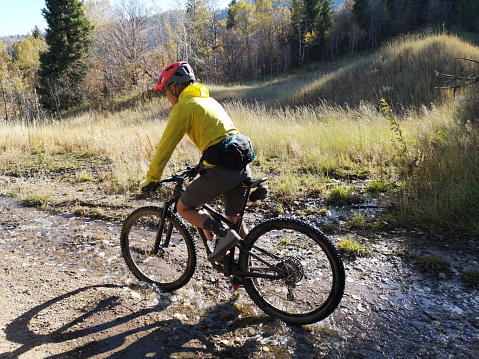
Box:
1;83;8;121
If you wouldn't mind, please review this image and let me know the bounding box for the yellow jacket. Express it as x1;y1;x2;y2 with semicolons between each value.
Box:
146;84;238;182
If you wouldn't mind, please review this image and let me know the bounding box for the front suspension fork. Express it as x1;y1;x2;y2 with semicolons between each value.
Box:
152;201;174;255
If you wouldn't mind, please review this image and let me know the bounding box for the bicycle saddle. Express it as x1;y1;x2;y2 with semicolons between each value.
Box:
242;177;267;188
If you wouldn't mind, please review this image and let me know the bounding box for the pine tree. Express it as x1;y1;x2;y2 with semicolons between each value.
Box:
32;26;43;39
37;0;93;114
289;0;334;65
313;0;334;52
459;0;479;31
289;0;305;65
352;0;369;30
227;0;237;29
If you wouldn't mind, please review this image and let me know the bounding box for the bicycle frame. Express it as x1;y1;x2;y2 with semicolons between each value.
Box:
152;168;286;281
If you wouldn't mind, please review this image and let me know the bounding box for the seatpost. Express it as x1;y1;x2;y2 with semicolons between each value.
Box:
235;187;252;232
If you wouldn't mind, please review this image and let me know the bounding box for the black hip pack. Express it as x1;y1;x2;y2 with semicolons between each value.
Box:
202;133;255;169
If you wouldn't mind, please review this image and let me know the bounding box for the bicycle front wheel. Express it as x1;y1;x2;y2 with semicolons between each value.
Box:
121;206;197;291
239;217;345;325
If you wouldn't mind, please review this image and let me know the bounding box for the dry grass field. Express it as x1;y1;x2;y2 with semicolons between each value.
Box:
1;33;478;234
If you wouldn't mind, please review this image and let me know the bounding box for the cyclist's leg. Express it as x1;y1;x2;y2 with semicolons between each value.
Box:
226;215;248;238
179;165;250;236
177;201;213;238
224;165;252;238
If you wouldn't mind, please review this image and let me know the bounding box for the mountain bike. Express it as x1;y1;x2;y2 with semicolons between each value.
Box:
120;166;345;325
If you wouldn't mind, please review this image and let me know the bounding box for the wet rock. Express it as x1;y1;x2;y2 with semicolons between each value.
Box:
173;313;188;321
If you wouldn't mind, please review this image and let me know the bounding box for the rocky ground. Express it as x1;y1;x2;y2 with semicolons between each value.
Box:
0;173;478;358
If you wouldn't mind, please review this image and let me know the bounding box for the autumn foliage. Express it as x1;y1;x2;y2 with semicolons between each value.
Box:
0;0;477;122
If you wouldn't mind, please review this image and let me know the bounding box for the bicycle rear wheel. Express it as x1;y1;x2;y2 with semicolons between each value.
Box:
121;206;197;291
239;217;345;325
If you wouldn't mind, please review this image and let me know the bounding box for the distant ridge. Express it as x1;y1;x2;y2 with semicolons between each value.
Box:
0;1;345;45
0;35;26;47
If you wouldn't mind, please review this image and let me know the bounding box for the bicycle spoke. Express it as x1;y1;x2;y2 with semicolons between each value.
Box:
121;207;196;291
240;218;345;324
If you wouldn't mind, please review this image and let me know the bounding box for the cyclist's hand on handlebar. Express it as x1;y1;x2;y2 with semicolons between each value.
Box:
139;180;158;192
186;165;199;177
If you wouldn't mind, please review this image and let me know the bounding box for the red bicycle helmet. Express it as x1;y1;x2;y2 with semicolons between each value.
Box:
154;61;195;92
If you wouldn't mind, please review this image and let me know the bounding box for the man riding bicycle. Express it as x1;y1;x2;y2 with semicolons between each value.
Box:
139;61;254;262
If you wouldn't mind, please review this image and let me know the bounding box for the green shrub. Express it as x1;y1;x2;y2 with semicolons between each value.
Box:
367;180;390;194
463;268;479;287
20;194;53;207
326;185;356;205
350;211;366;229
337;238;373;259
415;254;450;273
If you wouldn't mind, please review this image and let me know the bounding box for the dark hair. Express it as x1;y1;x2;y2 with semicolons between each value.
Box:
178;80;194;93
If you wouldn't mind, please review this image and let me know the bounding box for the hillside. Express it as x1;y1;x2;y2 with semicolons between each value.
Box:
1;32;479;235
209;34;479;111
294;34;479;109
0;35;26;47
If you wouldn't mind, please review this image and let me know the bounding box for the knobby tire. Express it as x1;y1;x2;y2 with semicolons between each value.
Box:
120;206;197;291
239;217;345;325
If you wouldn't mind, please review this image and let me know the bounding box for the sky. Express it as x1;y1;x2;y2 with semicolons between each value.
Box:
0;0;231;37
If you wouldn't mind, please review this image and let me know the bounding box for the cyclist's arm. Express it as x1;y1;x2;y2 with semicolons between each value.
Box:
146;106;191;183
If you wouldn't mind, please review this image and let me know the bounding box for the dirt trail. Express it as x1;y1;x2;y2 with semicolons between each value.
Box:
1;190;478;358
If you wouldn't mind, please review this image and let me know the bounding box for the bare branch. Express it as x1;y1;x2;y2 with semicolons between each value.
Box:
435;58;478;90
457;57;479;65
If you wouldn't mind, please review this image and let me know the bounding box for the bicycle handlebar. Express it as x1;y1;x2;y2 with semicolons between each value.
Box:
141;166;198;193
158;166;199;186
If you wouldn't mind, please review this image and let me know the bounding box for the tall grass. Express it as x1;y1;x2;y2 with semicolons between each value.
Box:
210;33;479;111
397;91;479;234
0;100;396;187
0;95;197;192
1;34;478;235
0;94;458;196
